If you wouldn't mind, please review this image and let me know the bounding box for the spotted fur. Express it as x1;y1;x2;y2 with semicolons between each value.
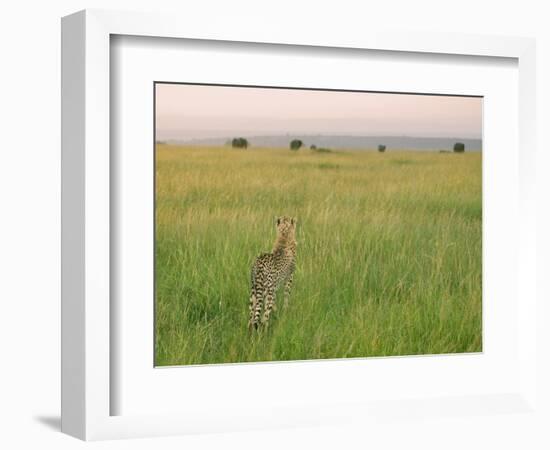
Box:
248;216;297;330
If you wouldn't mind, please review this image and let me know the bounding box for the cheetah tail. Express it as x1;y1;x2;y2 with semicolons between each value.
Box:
248;291;259;331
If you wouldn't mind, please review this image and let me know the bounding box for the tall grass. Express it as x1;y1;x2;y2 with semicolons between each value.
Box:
155;145;482;366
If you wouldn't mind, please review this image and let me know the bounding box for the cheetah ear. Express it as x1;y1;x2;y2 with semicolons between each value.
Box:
291;217;297;225
276;217;280;225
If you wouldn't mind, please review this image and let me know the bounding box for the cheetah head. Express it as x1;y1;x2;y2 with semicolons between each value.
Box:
276;216;297;241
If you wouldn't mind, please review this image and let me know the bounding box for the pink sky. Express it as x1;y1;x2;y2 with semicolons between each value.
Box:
155;83;482;141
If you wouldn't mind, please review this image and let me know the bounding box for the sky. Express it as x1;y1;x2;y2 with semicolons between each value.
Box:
155;83;482;141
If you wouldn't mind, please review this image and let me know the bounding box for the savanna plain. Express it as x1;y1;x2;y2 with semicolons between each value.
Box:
155;144;482;366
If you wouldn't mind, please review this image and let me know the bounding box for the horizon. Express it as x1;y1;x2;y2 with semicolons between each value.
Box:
157;132;483;142
156;133;482;152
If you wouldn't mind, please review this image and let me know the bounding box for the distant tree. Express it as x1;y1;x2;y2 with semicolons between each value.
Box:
453;142;465;153
290;139;303;151
310;144;317;150
232;137;249;149
378;144;386;153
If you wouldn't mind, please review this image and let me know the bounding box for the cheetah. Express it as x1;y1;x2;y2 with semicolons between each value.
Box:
248;216;297;330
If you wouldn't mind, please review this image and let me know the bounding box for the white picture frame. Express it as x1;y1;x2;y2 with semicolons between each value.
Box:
61;9;538;441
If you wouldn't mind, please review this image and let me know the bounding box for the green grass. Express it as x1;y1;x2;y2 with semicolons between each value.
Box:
155;145;482;366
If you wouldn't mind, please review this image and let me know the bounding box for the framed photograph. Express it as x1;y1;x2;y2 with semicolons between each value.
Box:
153;82;483;367
61;9;538;441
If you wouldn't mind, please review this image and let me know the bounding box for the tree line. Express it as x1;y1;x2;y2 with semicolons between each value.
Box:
229;138;467;153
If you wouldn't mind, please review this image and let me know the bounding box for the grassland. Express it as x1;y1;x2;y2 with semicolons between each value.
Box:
155;144;482;366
